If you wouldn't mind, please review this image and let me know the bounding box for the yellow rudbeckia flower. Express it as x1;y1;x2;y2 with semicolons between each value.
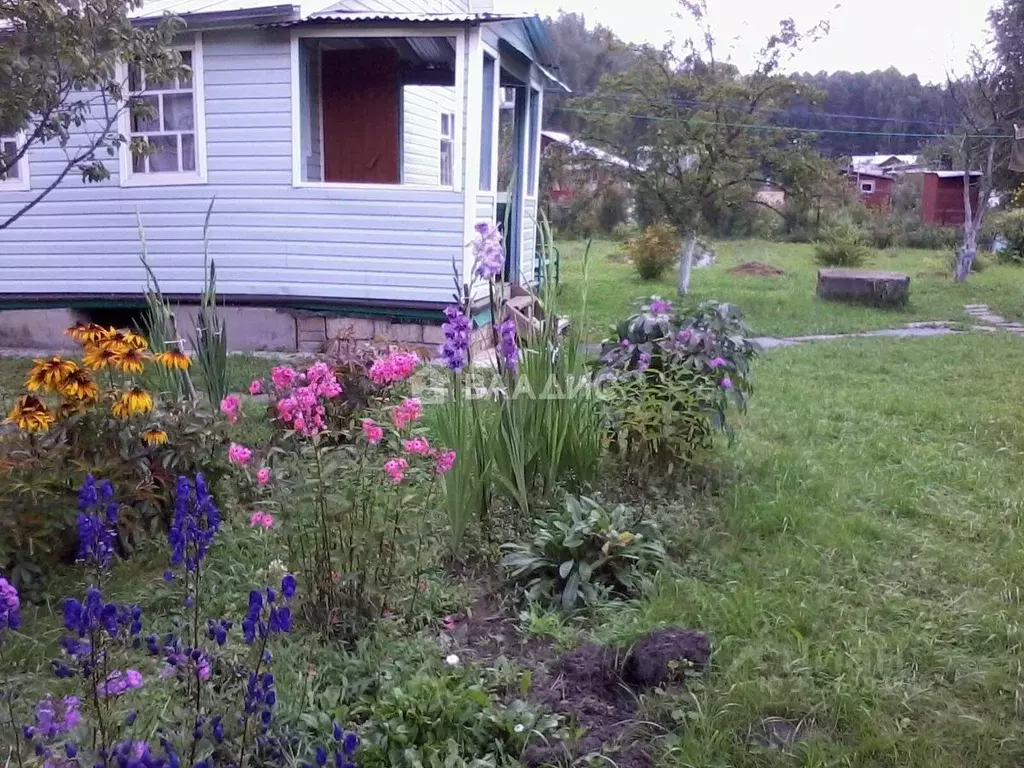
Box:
154;349;191;370
58;369;100;403
25;357;78;393
110;347;149;375
111;388;154;419
5;395;56;433
142;428;168;446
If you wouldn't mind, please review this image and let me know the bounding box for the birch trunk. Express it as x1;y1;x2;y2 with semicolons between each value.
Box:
677;232;697;295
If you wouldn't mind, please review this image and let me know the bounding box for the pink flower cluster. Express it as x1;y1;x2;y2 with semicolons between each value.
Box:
369;350;419;386
220;394;241;423
402;436;431;456
274;362;344;437
249;379;263;395
434;449;456;476
391;397;422;430
384;457;409;484
362;418;384;445
249;511;274;529
257;467;271;486
228;442;253;466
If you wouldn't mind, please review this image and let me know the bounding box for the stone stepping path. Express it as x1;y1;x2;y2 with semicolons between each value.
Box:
962;304;1024;334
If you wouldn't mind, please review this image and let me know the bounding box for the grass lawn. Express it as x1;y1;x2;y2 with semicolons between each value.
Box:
556;238;1024;339
597;331;1024;766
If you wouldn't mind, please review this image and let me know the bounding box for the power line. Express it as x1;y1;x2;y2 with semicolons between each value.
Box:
581;92;969;130
549;105;1010;140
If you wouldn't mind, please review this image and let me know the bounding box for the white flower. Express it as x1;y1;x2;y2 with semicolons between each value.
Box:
514;724;526;734
445;654;461;667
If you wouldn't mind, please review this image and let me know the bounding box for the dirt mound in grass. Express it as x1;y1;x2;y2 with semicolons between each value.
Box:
728;261;786;277
520;628;711;768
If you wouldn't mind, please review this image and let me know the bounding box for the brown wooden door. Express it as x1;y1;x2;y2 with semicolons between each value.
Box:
321;48;400;184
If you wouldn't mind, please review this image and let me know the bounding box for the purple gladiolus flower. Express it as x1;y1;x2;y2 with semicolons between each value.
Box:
0;576;20;640
97;669;143;697
720;376;733;389
472;222;504;280
33;696;80;738
498;319;519;376
439;305;471;372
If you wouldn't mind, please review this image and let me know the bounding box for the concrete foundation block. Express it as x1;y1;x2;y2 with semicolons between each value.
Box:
816;269;910;308
326;317;374;341
392;323;424;343
422;324;446;345
0;309;80;351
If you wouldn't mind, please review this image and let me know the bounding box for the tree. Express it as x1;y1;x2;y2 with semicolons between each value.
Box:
0;0;183;229
945;47;1016;281
574;0;830;292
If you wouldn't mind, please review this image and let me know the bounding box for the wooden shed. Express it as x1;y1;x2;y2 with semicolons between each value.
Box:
921;171;982;227
842;169;894;211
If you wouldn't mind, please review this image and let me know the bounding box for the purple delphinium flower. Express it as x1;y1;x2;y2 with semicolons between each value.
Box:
720;376;733;390
439;305;471;372
32;696;80;738
242;580;295;646
0;576;20;641
708;357;727;369
169;474;221;572
472;222;504;280
76;474;118;569
649;297;672;314
498;319;519;376
96;669;144;697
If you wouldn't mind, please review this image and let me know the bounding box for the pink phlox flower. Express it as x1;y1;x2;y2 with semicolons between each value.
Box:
369;350;419;386
434;449;456;475
257;467;271;486
249;511;274;529
720;376;733;390
248;379;264;395
391;397;422;430
227;443;253;466
219;394;241;423
384;457;409;484
306;361;343;399
402;436;431;456
271;366;298;389
361;418;384;445
442;615;458;632
708;357;728;369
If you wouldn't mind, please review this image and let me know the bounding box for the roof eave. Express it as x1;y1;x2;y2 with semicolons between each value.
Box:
134;3;299;28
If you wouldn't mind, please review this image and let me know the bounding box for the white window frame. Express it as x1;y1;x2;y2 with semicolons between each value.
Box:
118;33;208;188
860;180;875;194
0;132;31;192
290;27;465;192
440;112;455;187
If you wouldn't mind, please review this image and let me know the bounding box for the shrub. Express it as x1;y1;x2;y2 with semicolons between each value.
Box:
814;222;870;267
596;298;757;480
500;495;667;610
900;223;961;251
360;673;557;768
987;209;1024;264
595;185;630;234
626;222;679;280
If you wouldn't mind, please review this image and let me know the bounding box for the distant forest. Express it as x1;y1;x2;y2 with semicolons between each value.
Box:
543;13;960;157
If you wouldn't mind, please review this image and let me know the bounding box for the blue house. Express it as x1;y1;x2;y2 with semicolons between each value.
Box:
0;0;562;351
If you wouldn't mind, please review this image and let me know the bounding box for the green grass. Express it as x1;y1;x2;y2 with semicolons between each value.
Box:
557;238;1024;339
598;331;1024;766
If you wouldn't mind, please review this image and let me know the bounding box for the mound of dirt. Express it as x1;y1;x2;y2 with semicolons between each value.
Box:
728;261;785;277
520;628;711;768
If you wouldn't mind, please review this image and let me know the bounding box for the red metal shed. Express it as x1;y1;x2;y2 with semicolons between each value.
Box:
843;169;894;211
921;171;982;227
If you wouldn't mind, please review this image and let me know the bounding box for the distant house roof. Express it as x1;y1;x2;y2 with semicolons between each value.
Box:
541;130;631;169
840;167;893;180
851;154;919;168
931;170;983;178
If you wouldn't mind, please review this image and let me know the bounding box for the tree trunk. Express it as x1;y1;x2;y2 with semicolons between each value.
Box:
677;232;697;295
954;224;979;282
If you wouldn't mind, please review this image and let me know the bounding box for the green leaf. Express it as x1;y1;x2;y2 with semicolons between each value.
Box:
558;559;575;579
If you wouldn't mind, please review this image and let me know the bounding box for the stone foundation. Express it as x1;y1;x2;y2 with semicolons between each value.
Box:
0;305;490;357
816;269;910;308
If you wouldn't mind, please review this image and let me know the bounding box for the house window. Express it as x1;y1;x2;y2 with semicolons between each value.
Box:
0;134;29;190
860;180;875;193
123;38;206;185
440;112;455;187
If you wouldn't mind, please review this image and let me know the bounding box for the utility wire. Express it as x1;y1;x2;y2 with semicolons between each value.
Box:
575;92;969;130
549;105;1011;140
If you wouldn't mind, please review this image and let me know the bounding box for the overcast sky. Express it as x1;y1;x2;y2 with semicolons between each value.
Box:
503;0;997;84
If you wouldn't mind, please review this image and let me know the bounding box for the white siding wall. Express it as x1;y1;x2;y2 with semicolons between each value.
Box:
0;28;465;305
402;85;454;187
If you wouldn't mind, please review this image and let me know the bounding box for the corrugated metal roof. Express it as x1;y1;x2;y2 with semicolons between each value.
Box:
301;9;532;22
933;170;983;178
